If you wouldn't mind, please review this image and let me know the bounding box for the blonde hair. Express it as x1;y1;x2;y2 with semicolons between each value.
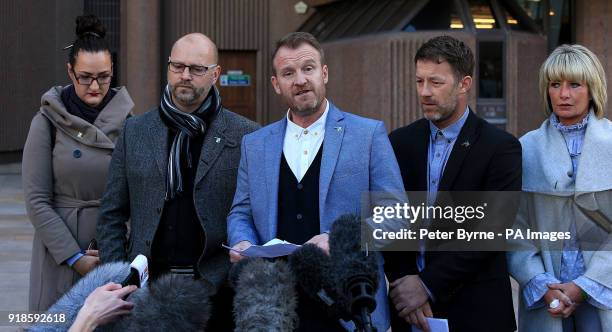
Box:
539;44;607;118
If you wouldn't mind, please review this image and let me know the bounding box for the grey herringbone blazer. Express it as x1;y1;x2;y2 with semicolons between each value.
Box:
96;107;259;290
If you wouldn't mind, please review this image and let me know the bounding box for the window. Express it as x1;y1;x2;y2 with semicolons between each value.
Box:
469;0;498;29
478;41;503;98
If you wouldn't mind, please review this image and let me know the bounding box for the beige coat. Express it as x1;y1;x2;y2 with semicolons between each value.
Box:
22;86;133;310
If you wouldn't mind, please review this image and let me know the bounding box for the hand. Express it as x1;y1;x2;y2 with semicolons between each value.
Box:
85;249;99;257
229;241;252;263
389;275;429;316
68;283;136;332
407;301;433;331
73;255;100;276
543;288;575;318
549;282;585;304
305;233;329;255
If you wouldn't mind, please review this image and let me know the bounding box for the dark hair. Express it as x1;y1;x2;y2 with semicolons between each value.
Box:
271;32;325;74
414;35;474;82
67;14;111;66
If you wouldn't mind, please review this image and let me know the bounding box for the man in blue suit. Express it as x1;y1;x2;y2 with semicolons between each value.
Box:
227;32;405;331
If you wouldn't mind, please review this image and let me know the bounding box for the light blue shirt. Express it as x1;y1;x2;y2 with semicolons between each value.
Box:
426;107;470;205
66;252;83;266
523;114;611;331
417;108;469;300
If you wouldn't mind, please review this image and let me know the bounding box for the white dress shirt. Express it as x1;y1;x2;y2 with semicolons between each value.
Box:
282;100;329;182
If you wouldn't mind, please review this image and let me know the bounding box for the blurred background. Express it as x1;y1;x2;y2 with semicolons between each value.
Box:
1;0;608;163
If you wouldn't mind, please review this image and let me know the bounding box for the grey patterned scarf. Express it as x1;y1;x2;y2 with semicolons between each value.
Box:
158;84;221;200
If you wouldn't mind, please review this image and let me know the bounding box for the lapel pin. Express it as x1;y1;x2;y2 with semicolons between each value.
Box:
77;132;83;138
214;137;222;143
334;126;343;132
461;140;470;147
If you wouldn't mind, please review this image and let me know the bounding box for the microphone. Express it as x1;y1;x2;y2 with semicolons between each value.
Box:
329;214;379;332
29;261;132;331
108;273;214;332
119;254;149;291
30;260;214;332
288;244;351;321
232;258;298;331
228;257;251;289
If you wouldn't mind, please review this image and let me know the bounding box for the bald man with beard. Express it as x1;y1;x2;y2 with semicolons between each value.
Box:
97;33;259;330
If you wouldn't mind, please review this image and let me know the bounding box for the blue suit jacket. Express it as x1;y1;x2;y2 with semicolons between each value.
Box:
227;102;405;330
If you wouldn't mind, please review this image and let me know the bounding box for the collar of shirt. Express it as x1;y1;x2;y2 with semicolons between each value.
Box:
428;106;470;141
283;99;329;182
550;111;589;133
285;99;329;138
426;106;470;206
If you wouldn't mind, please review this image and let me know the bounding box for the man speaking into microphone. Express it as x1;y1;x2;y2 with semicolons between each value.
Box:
226;32;405;331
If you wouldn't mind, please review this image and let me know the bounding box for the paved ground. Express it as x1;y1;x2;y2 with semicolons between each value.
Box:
0;163;30;331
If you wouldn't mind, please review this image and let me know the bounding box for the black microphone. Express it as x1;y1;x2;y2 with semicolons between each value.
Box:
108;273;214;332
288;244;351;321
329;214;379;332
232;258;299;331
228;257;251;289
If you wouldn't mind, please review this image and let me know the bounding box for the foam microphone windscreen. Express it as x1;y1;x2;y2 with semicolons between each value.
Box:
233;258;298;332
330;215;379;285
28;262;132;332
289;244;330;297
289;244;350;320
107;273;214;332
329;214;379;310
228;257;252;289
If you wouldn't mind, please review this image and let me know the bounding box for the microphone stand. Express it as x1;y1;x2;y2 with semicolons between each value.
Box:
349;278;377;332
355;307;376;332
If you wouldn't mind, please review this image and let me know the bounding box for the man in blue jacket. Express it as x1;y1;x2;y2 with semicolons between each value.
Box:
227;32;405;331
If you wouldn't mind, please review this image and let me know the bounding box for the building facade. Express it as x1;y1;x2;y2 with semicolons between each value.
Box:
0;0;609;161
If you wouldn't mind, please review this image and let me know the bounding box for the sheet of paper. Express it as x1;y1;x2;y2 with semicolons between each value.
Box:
412;318;449;332
223;239;301;258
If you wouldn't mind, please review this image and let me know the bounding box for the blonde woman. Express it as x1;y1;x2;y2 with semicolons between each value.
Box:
508;44;612;331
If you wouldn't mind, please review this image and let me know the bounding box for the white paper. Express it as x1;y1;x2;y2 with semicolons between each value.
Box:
223;238;301;258
412;318;449;332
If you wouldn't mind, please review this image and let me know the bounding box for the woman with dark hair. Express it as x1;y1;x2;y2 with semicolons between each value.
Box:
22;14;134;310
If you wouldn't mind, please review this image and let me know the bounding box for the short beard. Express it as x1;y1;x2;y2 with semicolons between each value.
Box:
170;83;207;106
422;93;458;124
289;96;324;118
290;105;319;118
423;110;443;122
423;104;456;124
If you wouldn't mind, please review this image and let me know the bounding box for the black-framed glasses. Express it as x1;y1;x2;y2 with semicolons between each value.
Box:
168;60;217;76
72;69;112;85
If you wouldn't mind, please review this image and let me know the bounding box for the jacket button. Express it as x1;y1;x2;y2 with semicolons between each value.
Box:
296;214;303;220
73;149;82;158
297;183;303;190
567;171;573;178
